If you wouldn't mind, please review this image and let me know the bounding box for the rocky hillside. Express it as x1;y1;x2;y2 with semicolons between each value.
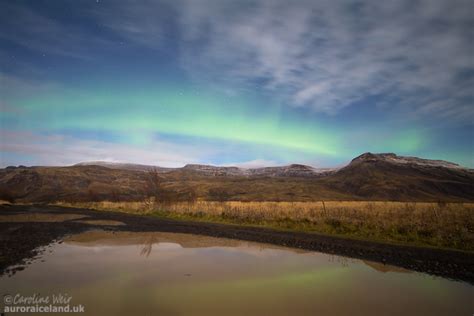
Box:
75;161;337;177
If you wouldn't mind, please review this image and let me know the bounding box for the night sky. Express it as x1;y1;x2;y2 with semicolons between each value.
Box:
1;0;473;168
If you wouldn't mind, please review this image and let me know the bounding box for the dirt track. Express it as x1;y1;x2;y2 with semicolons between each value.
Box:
1;204;473;284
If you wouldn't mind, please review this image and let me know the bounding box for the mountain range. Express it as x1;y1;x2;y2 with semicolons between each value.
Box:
75;161;337;177
1;153;473;202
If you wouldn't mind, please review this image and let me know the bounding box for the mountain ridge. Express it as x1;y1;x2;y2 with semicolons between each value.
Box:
350;152;465;169
72;152;469;175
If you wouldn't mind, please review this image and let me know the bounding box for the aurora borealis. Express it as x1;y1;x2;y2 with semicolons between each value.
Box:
1;0;473;167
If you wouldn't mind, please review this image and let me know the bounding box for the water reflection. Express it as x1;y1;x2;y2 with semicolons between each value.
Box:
0;230;471;316
66;230;300;259
140;234;156;257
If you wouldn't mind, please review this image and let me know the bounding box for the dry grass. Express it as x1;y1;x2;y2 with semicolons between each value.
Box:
55;200;474;251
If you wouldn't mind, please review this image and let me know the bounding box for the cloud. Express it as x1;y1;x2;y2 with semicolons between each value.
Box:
223;159;281;169
0;130;218;167
86;0;170;49
177;0;473;119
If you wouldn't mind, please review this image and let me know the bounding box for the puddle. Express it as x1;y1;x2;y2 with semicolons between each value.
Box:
0;231;472;316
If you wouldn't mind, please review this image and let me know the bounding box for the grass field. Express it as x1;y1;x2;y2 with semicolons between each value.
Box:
54;200;474;252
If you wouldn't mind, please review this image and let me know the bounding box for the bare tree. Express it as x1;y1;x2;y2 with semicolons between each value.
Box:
145;168;179;207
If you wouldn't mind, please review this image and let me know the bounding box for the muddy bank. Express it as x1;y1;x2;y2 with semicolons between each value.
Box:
0;204;473;283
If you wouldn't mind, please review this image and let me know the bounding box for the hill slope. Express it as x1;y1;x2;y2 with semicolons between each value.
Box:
321;153;473;201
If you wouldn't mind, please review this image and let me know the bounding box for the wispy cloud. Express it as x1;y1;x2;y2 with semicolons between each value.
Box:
87;0;171;49
177;0;473;119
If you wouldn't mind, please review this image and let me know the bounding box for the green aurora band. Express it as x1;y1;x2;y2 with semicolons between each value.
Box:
15;88;344;156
